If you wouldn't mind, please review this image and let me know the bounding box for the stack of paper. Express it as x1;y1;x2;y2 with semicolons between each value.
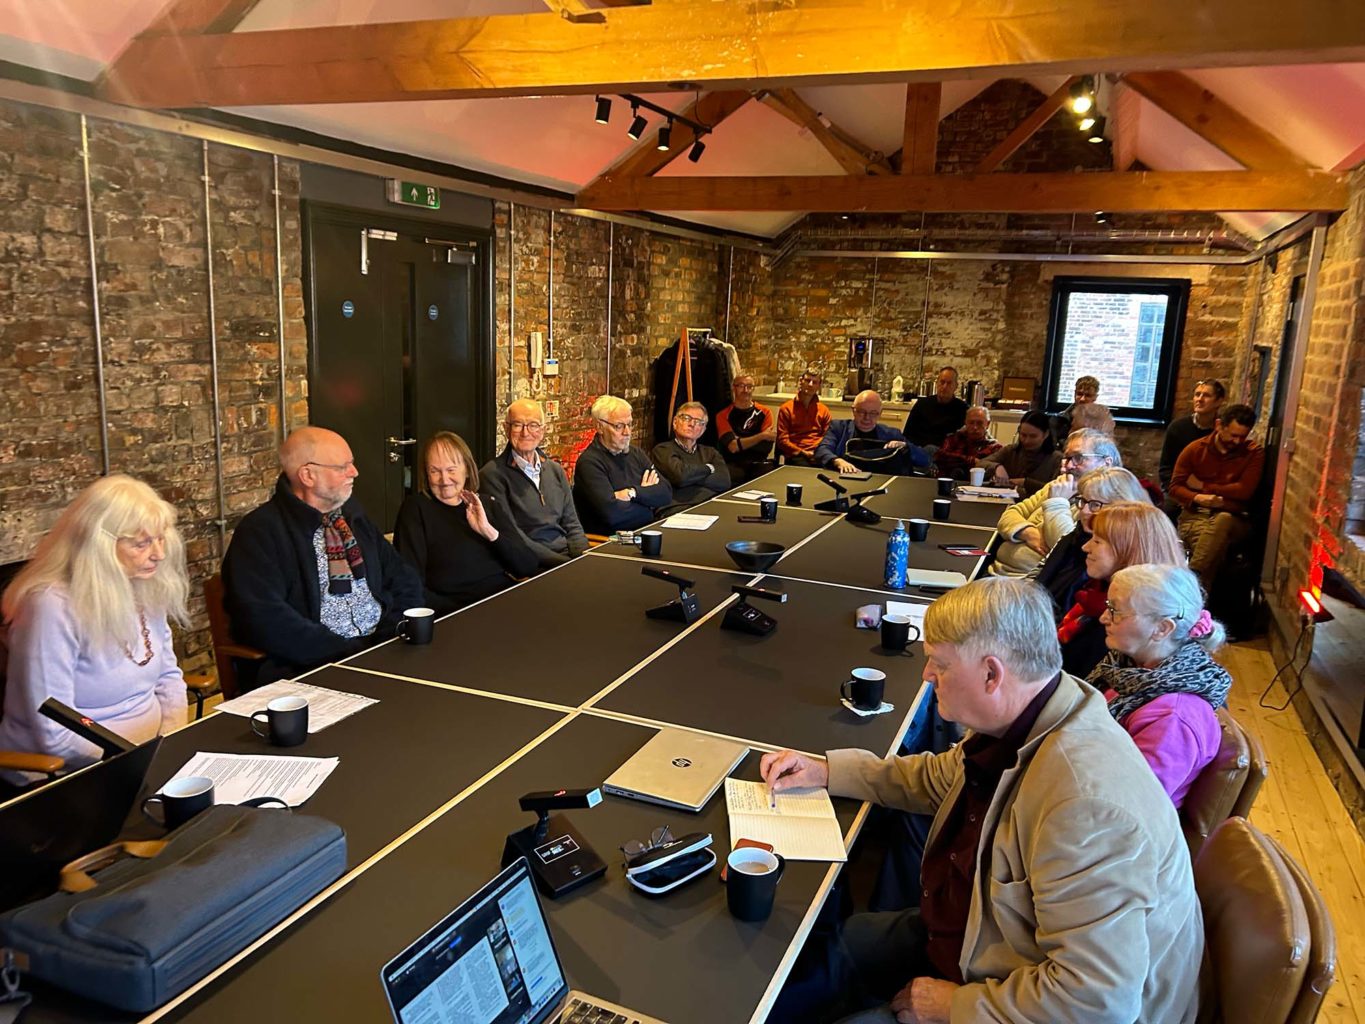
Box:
660;513;718;531
165;752;339;807
216;680;378;734
955;485;1018;503
724;778;847;862
732;489;774;501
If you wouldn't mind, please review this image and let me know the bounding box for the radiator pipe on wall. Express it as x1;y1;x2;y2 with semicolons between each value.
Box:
918;260;933;384
605;221;614;393
724;244;734;344
78;115;111;476
547;210;555;362
272;155;288;441
202;141;228;552
508;202;516;401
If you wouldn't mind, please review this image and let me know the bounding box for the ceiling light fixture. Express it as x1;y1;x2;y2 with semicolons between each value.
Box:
611;94;714;162
687;139;706;163
1094;210;1112;225
1086;116;1107;144
1070;76;1094;115
1077;115;1096;132
594;95;612;124
657;123;672;151
627;105;647;141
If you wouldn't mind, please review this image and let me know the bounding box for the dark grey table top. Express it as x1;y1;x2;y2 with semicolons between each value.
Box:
715;464;897;506
158;715;864;1024
868;474;1011;530
347;555;750;707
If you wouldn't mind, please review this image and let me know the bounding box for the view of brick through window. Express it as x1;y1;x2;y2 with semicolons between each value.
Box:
1058;291;1169;409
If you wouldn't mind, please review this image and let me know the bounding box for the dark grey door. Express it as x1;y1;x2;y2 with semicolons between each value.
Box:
305;206;492;529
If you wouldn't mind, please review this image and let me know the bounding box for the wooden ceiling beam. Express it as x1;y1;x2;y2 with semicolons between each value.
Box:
974;76;1080;173
759;89;892;176
575;169;1348;214
96;0;1365;108
584;90;752;185
900;83;940;175
1123;71;1310;170
137;0;264;36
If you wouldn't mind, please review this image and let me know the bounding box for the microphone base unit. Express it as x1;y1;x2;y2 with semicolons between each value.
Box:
502;813;606;899
645;592;702;624
722;600;778;636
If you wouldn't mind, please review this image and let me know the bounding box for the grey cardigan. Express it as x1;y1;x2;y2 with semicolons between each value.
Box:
480;446;588;568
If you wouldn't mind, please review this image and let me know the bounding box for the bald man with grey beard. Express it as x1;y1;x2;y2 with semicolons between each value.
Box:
222;426;422;689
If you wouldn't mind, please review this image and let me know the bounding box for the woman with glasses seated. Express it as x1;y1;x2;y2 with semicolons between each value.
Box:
1027;466;1149;594
394;432;538;615
979;410;1060;497
1;475;189;784
481;400;588;570
1056;501;1187;677
1088;564;1230;807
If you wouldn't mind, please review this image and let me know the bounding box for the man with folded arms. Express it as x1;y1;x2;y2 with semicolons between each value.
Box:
651;402;730;511
716;374;777;484
762;576;1200;1024
932;405;1001;480
223;426;423;688
573;395;673;535
481;399;588;569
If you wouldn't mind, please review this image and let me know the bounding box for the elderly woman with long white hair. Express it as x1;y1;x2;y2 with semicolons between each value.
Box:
1088;563;1233;808
1;474;189;782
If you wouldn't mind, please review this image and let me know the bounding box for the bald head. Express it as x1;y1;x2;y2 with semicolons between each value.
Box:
506;399;546;456
280;427;357;512
851;390;883;431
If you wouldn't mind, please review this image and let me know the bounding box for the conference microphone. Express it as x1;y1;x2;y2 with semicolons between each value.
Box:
816;473;848;495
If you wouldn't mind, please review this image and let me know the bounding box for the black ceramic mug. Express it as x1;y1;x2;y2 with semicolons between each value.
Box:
880;614;921;653
841;667;886;711
638;530;664;557
786;483;803;506
906;518;930;542
759;497;779;522
936;477;955;497
726;847;786;922
142;776;214;830
932;499;951;522
250;695;309;747
399;607;435;645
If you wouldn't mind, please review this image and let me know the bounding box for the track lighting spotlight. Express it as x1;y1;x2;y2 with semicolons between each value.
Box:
1094;210;1112;225
1070;77;1094;115
627;108;647;141
595;96;612;124
1077;115;1096;132
657;122;672;151
687;139;706;163
1086;116;1107;144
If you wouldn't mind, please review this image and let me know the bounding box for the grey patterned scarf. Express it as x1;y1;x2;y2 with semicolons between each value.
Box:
1087;640;1232;724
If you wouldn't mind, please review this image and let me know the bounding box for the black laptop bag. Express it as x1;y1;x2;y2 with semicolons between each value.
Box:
0;804;346;1012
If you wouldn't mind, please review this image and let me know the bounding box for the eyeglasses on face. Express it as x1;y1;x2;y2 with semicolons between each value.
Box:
675;413;707;426
621;824;673;861
1103;600;1132;621
305;460;356;473
508;421;544;433
1061;452;1103;466
597;419;633;432
1069;496;1108;513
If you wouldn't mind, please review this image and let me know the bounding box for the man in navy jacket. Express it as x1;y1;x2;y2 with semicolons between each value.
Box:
573;395;674;535
816;391;930;476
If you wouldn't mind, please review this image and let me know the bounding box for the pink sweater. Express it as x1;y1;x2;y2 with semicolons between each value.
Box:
1107;691;1222;808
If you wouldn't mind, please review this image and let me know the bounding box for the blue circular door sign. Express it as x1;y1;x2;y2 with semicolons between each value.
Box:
341;300;355;318
428;304;439;321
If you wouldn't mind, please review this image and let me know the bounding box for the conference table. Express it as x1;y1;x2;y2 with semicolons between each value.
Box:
17;465;1010;1024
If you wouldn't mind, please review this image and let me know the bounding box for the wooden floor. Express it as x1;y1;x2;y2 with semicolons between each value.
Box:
1221;640;1365;1023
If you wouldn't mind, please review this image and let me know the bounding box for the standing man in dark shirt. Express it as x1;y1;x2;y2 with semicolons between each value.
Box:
903;366;968;452
651;402;730;511
1159;379;1225;516
761;577;1200;1024
572;395;673;535
715;374;777;484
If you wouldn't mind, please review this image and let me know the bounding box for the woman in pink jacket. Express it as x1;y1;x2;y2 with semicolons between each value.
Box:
1088;563;1231;807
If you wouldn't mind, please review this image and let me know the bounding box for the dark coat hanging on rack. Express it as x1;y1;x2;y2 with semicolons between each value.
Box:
649;336;733;447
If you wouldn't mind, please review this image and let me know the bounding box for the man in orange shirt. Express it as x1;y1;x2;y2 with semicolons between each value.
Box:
1168;403;1265;587
777;369;832;466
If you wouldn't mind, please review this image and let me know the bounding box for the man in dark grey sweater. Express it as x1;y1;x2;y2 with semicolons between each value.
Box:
1159;379;1224;518
480;399;588;569
573;395;674;535
651;402;731;513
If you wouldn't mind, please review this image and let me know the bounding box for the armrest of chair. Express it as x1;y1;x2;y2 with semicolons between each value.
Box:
219;642;267;662
585;533;611;547
183;673;216;693
0;751;64;776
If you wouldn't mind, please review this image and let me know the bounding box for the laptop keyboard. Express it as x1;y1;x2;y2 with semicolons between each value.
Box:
558;997;639;1024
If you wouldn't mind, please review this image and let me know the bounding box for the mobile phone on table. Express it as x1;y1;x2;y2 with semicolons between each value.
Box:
719;838;775;882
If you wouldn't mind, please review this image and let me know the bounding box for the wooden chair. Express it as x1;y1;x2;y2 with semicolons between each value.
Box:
202;573;265;702
1179;707;1251;858
1194;817;1334;1024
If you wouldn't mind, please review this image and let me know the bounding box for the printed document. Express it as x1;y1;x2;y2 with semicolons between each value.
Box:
165;752;340;807
215;679;378;733
660;513;718;531
724;778;847;862
731;490;774;501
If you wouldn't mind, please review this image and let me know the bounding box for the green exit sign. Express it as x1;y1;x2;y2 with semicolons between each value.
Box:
386;179;441;210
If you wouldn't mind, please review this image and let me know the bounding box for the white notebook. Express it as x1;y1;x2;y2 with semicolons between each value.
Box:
724;778;847;862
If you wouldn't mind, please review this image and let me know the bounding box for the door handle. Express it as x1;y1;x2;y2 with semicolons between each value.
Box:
387;437;417;446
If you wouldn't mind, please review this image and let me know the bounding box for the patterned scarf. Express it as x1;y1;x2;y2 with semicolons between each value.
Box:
1089;641;1233;724
323;509;366;594
1057;580;1107;645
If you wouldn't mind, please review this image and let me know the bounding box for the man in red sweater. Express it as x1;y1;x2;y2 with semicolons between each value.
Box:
1168;403;1265;586
777;369;832;467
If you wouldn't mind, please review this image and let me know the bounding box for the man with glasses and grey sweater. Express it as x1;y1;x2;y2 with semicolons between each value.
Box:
480;399;588;570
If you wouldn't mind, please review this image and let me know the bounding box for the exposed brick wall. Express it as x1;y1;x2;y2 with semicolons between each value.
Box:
0;98;307;674
937;80;1113;175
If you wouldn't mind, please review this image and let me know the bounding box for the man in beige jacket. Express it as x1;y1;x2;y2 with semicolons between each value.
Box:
762;577;1201;1024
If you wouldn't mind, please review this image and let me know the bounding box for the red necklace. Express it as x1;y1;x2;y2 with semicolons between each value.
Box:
123;611;154;667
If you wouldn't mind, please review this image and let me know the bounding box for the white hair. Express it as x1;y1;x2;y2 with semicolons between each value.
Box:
966;405;990;420
590;394;631;421
1111;564;1227;653
924;576;1062;682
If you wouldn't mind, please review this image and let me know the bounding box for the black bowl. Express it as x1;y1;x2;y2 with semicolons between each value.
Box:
725;540;786;572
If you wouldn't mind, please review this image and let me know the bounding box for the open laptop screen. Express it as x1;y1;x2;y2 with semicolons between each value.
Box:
381;858;569;1024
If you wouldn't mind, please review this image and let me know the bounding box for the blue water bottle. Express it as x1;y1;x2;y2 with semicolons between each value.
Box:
885;519;909;590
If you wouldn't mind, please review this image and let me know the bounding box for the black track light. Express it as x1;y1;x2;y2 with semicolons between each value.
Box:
594;95;612;124
687;139;706;163
1077;115;1096;132
1070;76;1094;115
627;107;647;141
1094;210;1112;225
656;122;672;152
1086;116;1107;144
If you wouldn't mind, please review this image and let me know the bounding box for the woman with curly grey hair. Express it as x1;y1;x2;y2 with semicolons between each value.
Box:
1088;563;1232;807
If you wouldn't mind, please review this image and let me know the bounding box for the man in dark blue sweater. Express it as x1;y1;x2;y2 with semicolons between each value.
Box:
573;395;674;535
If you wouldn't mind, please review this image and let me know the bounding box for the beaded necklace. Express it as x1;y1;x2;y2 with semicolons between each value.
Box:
123;610;154;667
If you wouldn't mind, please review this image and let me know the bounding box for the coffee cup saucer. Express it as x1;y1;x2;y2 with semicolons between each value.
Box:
840;698;895;718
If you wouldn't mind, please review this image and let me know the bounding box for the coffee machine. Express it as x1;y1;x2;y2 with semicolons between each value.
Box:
845;337;880;397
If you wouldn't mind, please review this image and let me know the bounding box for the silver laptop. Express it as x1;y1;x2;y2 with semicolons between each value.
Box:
381;857;664;1024
601;728;748;812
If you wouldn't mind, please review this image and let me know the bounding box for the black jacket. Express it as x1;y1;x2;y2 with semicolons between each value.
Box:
479;446;588;568
222;475;423;686
572;438;673;534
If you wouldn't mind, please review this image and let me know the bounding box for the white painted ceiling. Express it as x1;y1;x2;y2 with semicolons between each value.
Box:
2;0;1363;240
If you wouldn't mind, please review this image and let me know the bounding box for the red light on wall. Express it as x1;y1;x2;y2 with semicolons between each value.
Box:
1299;588;1334;624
